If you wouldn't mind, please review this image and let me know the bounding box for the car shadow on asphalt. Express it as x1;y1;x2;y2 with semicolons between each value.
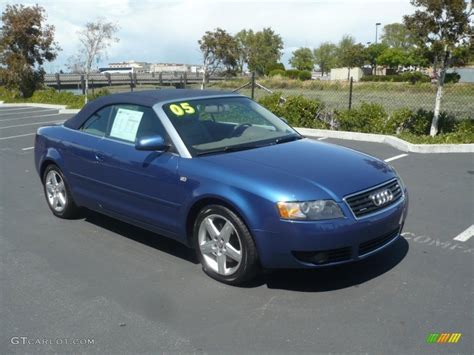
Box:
256;237;409;292
83;209;199;265
82;209;408;292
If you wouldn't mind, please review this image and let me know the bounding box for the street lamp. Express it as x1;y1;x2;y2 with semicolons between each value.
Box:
375;22;381;44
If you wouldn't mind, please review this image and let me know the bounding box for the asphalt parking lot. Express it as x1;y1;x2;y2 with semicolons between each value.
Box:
1;105;473;354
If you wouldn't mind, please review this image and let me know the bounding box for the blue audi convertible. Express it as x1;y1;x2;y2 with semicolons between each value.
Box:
35;90;408;284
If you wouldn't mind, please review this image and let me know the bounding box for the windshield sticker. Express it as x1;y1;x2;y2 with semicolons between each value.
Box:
169;102;196;116
109;108;144;142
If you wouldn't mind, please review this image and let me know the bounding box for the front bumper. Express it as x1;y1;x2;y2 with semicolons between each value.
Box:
252;192;409;269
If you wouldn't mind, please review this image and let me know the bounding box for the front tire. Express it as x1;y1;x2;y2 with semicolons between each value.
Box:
193;204;259;285
43;164;80;219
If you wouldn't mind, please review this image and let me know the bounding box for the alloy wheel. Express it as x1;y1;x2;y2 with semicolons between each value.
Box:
198;214;243;276
45;170;67;212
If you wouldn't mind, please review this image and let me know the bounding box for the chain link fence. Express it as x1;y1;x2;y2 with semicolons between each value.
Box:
220;76;474;120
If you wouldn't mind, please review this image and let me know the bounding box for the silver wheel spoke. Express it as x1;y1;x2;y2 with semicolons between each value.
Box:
57;181;65;191
217;253;226;274
225;243;242;262
200;240;215;254
52;196;59;208
204;218;219;239
58;193;66;206
220;221;233;243
46;184;54;194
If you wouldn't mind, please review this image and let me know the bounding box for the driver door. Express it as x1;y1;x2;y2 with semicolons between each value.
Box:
94;104;184;236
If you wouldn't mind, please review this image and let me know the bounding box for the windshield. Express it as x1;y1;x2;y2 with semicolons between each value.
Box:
162;96;300;156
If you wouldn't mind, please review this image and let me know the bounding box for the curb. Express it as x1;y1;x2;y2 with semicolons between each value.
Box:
295;127;474;154
0;102;80;114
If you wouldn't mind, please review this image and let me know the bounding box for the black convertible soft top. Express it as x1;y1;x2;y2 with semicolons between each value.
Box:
63;89;237;130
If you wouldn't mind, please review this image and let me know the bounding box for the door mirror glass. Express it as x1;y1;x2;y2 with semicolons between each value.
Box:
135;135;169;151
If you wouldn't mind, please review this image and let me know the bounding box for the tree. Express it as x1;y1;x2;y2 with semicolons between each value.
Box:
336;35;366;79
376;47;411;69
71;19;119;103
246;28;284;75
289;47;314;71
365;43;389;74
198;28;239;89
234;29;253;74
0;4;59;97
313;42;337;76
404;0;472;136
381;23;417;49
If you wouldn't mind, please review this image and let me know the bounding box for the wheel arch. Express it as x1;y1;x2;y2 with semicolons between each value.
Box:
39;147;65;180
185;196;254;247
40;159;58;180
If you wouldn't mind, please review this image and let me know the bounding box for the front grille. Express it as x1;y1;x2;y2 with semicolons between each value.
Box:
358;228;399;256
293;247;352;265
345;179;403;218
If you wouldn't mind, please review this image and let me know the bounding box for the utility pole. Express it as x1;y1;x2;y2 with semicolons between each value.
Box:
375;23;381;75
375;22;381;44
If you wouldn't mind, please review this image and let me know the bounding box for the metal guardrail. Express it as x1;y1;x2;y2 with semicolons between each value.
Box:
43;72;228;92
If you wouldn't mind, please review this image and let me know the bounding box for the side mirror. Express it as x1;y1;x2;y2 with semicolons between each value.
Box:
280;117;288;123
135;135;170;151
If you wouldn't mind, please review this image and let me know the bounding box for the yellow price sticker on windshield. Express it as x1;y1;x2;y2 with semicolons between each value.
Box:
169;102;195;116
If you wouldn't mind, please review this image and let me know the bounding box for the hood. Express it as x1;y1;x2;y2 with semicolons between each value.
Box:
200;138;397;201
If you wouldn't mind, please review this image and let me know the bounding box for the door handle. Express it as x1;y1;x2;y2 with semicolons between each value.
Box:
95;153;104;162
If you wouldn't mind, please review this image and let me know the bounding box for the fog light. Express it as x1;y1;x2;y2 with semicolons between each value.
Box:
311;252;329;264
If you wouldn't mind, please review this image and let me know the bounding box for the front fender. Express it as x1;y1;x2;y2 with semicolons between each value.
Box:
180;179;279;236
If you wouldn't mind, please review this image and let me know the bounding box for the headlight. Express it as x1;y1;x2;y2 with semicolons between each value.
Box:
277;200;345;220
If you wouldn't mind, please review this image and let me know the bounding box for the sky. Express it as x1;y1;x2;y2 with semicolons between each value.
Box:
1;0;416;72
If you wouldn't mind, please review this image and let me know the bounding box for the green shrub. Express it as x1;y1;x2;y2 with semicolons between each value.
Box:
0;87;111;109
403;109;457;135
258;92;285;117
336;103;387;133
444;72;461;84
265;63;285;75
298;70;312;81
385;108;413;134
285;69;300;80
268;69;287;77
360;72;430;83
399;71;430;84
258;93;328;129
0;86;22;101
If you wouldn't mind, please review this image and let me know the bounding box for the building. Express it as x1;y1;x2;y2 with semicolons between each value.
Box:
99;60;151;74
150;63;204;74
330;67;364;81
99;60;204;74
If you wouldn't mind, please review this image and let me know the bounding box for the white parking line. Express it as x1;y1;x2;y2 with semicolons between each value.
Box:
21;146;34;151
0;109;58;119
0;133;36;141
0;107;41;112
0;120;64;130
384;154;408;162
453;225;474;242
317;137;328;140
0;108;58;117
0;113;61;123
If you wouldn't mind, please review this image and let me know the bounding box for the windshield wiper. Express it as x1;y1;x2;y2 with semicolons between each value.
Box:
195;144;261;156
274;134;302;144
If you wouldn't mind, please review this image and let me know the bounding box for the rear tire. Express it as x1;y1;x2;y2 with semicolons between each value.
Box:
43;164;80;219
193;204;259;285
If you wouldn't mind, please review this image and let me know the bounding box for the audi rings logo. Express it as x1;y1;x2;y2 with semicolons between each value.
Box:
369;188;394;206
